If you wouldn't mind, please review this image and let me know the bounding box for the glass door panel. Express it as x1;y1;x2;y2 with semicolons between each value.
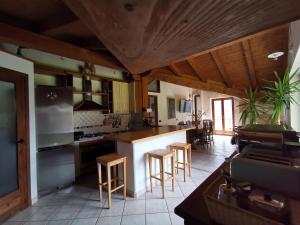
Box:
212;98;234;134
0;67;28;220
213;100;223;131
223;99;233;131
0;81;18;197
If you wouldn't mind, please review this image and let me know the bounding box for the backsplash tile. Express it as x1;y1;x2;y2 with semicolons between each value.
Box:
73;111;130;133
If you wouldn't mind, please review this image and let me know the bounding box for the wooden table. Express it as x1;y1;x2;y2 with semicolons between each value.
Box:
175;162;223;225
175;157;300;225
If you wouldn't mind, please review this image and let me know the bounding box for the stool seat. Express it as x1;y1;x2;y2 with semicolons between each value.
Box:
148;149;173;158
97;153;126;166
170;142;191;149
96;153;126;209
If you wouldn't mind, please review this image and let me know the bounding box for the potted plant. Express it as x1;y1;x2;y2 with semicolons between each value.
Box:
262;69;300;124
238;88;264;125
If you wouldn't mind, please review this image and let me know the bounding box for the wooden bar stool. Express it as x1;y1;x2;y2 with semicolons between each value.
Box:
169;143;191;182
96;153;127;208
148;149;175;199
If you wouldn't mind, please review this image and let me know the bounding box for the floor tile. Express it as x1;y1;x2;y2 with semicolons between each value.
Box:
48;206;82;220
76;205;101;219
24;222;47;225
169;213;184;225
28;206;59;221
146;213;171;225
121;214;145;225
96;216;122;225
123;200;145;215
71;218;97;225
165;197;184;213
2;222;24;225
8;207;39;221
2;135;236;225
47;220;73;225
99;201;125;217
146;199;168;214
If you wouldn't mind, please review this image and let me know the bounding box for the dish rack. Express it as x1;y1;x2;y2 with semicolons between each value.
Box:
203;176;284;225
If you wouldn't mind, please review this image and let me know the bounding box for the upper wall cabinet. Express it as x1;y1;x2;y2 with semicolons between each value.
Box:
113;81;129;113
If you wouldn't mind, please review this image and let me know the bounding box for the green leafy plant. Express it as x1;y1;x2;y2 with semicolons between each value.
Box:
262;69;300;124
238;88;264;125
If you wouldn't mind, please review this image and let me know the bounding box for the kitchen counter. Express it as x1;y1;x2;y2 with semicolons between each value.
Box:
105;125;194;143
110;125;192;197
74;136;105;144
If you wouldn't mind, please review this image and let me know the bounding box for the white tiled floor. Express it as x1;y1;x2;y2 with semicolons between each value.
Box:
3;135;237;225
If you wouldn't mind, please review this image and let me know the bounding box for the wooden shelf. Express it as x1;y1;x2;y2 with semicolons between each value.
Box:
74;108;110;112
35;63;127;83
73;91;108;96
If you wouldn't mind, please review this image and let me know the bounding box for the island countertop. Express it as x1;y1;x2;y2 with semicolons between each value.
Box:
105;125;193;143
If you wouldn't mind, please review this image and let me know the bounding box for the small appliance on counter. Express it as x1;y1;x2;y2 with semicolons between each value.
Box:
35;85;75;196
231;144;300;198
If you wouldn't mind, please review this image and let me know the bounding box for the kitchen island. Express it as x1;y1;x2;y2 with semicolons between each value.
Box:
106;126;193;197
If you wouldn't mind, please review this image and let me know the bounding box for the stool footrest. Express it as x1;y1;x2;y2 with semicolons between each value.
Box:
111;184;125;193
150;175;174;182
150;175;162;181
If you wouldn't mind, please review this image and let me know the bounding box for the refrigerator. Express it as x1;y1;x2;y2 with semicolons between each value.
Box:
35;86;75;196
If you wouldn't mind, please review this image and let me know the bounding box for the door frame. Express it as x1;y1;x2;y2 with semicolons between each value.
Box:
194;94;201;126
0;67;30;221
148;95;158;126
211;97;235;135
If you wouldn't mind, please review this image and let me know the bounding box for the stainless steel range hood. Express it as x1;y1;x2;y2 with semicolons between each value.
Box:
74;76;106;111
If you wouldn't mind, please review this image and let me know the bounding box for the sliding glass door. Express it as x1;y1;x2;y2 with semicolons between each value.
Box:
212;98;234;135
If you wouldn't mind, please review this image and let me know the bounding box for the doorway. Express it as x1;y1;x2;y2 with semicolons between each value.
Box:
148;95;158;126
0;68;30;221
212;97;234;135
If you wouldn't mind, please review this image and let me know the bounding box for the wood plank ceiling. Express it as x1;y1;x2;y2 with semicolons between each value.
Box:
0;0;298;96
148;25;289;96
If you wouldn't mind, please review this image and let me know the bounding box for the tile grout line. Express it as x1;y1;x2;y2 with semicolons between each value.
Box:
145;190;147;225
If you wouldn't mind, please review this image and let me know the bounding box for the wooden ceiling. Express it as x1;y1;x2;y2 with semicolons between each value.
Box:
145;25;289;97
0;1;298;96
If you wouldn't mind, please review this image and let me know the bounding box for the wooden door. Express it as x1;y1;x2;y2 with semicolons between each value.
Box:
212;97;234;135
0;68;30;221
148;95;158;126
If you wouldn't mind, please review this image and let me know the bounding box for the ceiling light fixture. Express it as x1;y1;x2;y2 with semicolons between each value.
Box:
267;51;284;60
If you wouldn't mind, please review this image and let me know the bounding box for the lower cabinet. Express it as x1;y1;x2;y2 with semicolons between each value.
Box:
75;140;115;177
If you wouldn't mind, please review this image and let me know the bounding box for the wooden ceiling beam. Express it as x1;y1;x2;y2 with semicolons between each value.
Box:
146;68;244;98
169;64;181;77
39;10;78;33
0;22;126;71
0;11;41;32
241;40;258;88
210;51;232;88
175;23;290;64
169;64;200;81
186;59;205;82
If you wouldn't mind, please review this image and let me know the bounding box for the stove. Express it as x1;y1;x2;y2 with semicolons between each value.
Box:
74;131;109;141
83;132;109;138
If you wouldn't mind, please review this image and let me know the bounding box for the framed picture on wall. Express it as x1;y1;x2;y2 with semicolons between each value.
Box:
168;98;176;119
148;80;160;93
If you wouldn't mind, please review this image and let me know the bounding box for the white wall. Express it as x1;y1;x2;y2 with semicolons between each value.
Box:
0;43;123;80
0;50;37;203
149;81;193;125
289;20;300;132
149;81;241;127
196;90;241;126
